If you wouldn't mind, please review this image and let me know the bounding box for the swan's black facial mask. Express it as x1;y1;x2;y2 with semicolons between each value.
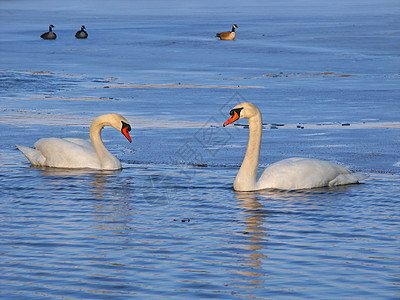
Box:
121;121;132;143
223;108;243;127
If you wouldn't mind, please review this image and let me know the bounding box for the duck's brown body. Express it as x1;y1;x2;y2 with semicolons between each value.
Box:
216;24;238;40
41;25;56;40
75;25;88;39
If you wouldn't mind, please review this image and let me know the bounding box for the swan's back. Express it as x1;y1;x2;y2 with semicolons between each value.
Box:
34;138;102;169
257;158;367;190
16;138;104;169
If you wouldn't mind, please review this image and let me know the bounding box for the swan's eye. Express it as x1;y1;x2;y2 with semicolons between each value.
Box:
121;121;131;132
230;107;243;117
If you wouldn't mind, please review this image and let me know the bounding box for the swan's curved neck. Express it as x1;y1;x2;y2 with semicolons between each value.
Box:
90;117;120;169
234;112;262;191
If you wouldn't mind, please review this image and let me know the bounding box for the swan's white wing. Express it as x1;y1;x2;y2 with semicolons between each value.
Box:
64;138;94;151
16;144;46;166
33;138;101;169
256;158;362;190
329;172;369;186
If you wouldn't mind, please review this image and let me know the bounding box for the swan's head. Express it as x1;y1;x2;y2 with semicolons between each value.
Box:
223;102;260;127
115;115;132;143
95;113;132;143
121;121;132;143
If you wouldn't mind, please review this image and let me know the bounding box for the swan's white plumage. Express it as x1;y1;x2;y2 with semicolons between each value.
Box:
224;102;368;191
22;138;101;169
16;114;131;170
16;144;46;166
256;157;368;190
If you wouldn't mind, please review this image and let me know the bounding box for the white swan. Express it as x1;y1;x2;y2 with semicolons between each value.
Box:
16;113;132;170
223;102;368;191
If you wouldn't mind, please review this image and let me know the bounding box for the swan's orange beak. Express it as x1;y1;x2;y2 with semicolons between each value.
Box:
223;111;240;127
121;123;132;143
122;127;132;143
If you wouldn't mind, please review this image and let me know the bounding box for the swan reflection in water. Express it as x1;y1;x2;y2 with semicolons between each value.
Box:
234;191;268;285
233;185;358;286
30;165;136;236
30;166;132;200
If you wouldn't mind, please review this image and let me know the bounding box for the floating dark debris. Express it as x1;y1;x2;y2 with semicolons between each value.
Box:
237;231;249;234
342;123;351;126
192;163;207;167
174;218;190;223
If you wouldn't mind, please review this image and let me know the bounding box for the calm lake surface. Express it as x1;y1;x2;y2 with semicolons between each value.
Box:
1;0;399;298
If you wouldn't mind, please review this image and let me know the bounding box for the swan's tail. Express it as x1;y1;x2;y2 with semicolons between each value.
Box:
329;172;369;187
15;144;45;166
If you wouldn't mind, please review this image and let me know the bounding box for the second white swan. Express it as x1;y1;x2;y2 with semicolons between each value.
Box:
223;102;368;191
16;113;132;170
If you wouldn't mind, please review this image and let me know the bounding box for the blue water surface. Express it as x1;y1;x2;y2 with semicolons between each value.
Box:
1;0;399;298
